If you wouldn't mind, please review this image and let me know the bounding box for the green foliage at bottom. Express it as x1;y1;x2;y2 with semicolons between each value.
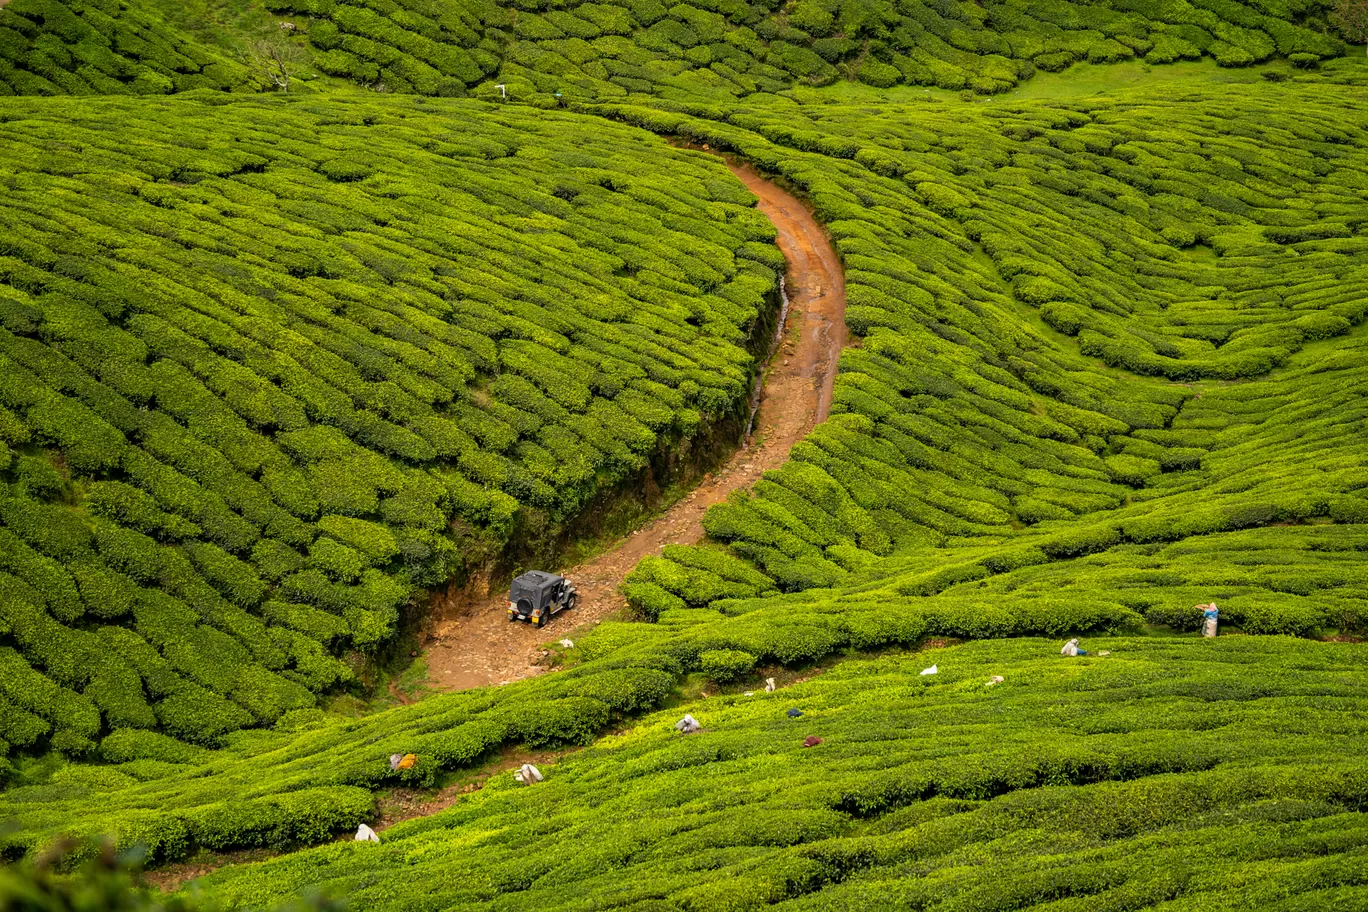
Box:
0;840;342;911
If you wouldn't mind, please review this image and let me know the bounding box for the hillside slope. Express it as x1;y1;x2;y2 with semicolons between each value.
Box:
274;0;1345;99
3;72;1366;881
0;92;776;750
606;72;1368;626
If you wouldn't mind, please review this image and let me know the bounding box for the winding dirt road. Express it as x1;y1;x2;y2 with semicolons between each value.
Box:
421;158;847;691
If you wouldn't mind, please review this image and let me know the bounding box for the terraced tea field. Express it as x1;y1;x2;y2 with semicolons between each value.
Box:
1;0;1367;909
0;92;780;750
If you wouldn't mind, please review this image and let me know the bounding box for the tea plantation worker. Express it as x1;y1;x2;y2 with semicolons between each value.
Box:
1061;638;1089;657
676;714;701;734
1200;603;1219;637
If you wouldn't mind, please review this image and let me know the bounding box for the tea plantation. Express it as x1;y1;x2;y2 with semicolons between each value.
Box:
2;0;1368;908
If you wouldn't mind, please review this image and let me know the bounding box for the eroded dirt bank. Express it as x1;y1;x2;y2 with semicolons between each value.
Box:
421;159;847;690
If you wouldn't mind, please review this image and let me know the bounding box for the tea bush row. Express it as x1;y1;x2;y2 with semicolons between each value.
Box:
266;0;1345;101
0;559;1172;863
0;0;1347;101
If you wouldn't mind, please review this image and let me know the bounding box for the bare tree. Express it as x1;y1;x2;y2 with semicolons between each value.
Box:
245;28;305;92
1331;0;1368;55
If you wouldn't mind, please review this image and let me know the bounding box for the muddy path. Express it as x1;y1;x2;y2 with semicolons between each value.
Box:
421;159;847;691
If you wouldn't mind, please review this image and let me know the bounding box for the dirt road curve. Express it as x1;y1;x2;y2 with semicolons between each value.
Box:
421;158;847;691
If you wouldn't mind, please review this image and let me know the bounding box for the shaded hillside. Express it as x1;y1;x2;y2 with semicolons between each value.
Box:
0;0;264;94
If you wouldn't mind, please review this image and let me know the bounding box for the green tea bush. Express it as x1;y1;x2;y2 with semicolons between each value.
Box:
154;687;253;745
100;729;209;766
623;580;688;621
184;787;374;851
699;648;757;682
508;697;612;748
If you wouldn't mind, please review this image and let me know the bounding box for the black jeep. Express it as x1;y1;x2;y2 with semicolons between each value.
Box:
507;570;578;628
